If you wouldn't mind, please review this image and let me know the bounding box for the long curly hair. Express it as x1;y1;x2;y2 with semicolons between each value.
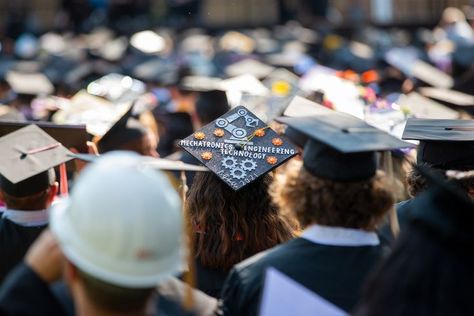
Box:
186;172;295;271
272;166;394;231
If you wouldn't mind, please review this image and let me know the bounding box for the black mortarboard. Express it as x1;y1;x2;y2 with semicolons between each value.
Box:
0;125;73;197
276;114;412;181
407;165;474;248
180;106;297;190
97;104;148;154
279;96;333;148
0;121;88;153
402;118;474;170
195;90;230;126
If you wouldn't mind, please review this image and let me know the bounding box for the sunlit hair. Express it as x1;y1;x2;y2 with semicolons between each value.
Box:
186;172;295;271
272;166;394;231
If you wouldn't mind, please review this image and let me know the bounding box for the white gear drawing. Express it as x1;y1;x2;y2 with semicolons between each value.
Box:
230;167;247;180
240;159;257;171
222;156;238;169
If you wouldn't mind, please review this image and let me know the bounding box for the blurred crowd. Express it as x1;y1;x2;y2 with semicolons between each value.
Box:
0;2;473;316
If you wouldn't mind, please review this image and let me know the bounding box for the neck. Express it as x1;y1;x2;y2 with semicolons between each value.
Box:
74;289;147;316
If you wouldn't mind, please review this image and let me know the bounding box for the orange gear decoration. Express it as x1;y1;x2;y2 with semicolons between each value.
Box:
213;128;225;137
201;152;213;160
266;156;278;165
254;129;266;137
272;138;283;146
194;132;206;140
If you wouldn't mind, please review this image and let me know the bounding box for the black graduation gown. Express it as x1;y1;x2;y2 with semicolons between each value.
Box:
195;260;228;298
0;217;46;284
219;237;384;316
378;199;414;245
0;264;197;316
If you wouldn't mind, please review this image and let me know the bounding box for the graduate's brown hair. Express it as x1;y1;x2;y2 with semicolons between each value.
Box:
186;172;295;271
273;166;393;230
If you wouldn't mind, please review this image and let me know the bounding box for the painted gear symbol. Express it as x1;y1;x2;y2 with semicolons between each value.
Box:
230;167;247;180
240;159;257;171
222;157;238;169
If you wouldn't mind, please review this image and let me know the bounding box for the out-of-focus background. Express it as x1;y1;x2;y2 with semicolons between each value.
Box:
0;0;472;37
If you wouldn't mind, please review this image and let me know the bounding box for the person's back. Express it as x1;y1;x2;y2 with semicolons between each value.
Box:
354;169;474;316
0;125;70;283
220;112;409;315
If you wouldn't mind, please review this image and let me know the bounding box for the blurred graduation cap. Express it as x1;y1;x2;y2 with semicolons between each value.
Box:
130;30;167;55
93;36;128;62
0;121;88;153
276;113;412;181
396;92;459;119
0;125;73;197
402;118;474;170
278;96;334;148
418;87;474;109
283;96;333;117
5;71;54;96
219;31;256;54
86;73;146;103
68;154;209;172
180;106;297;190
407;165;474;248
224;59;275;79
52;90;119;137
261;69;300;120
0;105;24;122
221;74;269;97
97;103;148;154
385;47;454;88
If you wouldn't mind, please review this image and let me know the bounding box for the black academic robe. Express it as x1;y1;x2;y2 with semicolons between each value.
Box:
195;260;228;298
0;217;46;284
219;237;384;316
0;264;197;316
378;199;413;245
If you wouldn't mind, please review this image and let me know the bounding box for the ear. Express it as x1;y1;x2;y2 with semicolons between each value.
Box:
46;182;59;206
63;259;79;287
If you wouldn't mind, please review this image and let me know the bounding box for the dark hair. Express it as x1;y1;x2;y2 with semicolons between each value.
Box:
273;166;394;230
407;163;474;197
186;172;295;271
78;269;154;313
354;225;474;316
0;188;51;210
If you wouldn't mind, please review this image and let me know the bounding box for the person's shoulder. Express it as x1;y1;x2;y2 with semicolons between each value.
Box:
233;238;311;275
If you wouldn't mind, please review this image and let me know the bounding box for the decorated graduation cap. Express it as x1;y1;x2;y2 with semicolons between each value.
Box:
0;125;73;197
180;106;297;190
97;104;148;154
407;165;474;248
403;118;474;170
276;113;412;181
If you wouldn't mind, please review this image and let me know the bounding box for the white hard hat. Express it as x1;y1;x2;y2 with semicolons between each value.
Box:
50;151;184;288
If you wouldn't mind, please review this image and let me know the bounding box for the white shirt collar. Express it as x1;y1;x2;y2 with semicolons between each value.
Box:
301;224;380;247
1;209;49;227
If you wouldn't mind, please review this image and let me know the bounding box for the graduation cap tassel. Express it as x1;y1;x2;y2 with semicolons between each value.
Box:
59;163;68;197
383;152;400;238
180;170;196;311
